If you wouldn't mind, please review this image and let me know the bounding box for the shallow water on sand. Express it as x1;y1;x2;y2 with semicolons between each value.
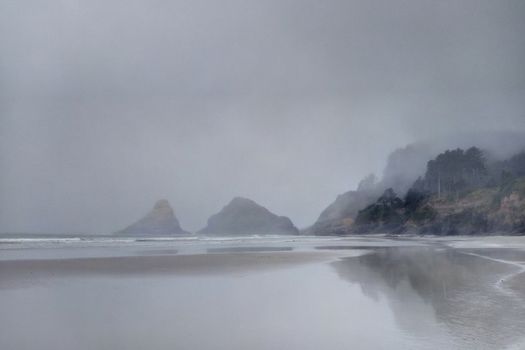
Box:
1;235;525;350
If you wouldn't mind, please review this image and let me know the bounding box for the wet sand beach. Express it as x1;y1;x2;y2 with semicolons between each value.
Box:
1;236;525;350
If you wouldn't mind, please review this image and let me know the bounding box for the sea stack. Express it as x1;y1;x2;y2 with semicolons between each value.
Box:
199;197;299;235
118;199;190;235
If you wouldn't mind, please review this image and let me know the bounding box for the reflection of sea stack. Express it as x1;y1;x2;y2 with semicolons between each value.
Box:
199;197;299;235
118;199;190;235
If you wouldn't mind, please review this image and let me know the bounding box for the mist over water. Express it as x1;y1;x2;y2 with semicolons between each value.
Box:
1;1;525;349
1;0;525;234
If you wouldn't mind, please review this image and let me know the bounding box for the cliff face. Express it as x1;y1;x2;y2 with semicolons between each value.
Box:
199;197;299;235
353;178;525;235
350;147;525;235
308;190;379;235
353;189;407;233
118;199;190;235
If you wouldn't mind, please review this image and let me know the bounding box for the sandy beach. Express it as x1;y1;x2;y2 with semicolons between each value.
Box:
1;236;525;350
0;250;337;289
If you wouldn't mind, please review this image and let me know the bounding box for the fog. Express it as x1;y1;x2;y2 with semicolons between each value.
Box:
1;0;524;233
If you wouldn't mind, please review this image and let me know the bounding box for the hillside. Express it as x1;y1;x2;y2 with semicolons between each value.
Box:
352;148;525;235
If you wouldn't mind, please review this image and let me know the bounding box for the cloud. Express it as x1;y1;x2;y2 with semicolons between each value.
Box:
1;0;524;232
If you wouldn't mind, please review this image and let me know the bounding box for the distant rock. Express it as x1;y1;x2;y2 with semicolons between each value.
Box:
117;199;190;235
199;197;299;235
307;190;379;235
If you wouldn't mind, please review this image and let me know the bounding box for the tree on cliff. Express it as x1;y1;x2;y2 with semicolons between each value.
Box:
418;147;487;198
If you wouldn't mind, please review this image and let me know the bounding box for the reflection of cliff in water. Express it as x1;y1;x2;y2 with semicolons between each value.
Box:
332;247;525;350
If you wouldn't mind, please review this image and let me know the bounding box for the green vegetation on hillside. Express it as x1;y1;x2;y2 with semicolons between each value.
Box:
353;147;525;235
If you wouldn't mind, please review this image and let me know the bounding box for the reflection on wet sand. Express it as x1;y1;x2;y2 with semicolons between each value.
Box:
315;245;376;250
207;246;293;253
134;249;178;255
0;251;327;290
332;247;525;349
2;237;525;350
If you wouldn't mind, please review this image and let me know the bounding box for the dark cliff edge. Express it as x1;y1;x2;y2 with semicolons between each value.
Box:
353;180;525;235
352;148;525;235
310;147;525;236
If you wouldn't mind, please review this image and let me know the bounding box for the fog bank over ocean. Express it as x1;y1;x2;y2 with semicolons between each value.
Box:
2;1;525;349
1;0;525;234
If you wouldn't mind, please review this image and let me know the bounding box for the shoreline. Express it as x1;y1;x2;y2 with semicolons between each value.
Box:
0;250;347;290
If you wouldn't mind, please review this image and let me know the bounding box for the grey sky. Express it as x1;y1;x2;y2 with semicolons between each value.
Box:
1;0;525;233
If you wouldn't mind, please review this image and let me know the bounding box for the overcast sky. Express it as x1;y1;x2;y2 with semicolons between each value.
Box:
1;0;525;233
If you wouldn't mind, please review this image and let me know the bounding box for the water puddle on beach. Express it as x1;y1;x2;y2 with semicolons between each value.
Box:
1;236;525;350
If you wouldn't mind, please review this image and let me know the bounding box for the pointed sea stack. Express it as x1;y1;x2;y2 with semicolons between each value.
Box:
118;199;190;235
199;197;299;235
